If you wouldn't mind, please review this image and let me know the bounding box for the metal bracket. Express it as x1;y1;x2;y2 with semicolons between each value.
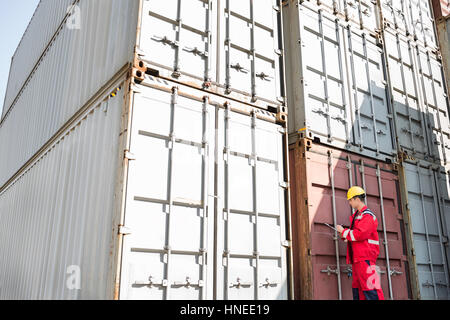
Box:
125;151;136;161
321;265;339;276
173;277;204;288
134;276;168;287
183;46;209;58
389;269;403;276
260;278;279;288
230;63;249;74
256;72;274;81
230;277;252;288
119;226;132;235
281;240;291;248
151;35;179;48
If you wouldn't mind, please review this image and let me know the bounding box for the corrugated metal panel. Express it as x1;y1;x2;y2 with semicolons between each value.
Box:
136;0;284;105
118;77;289;300
283;3;396;161
380;0;439;50
383;28;450;165
289;139;412;300
299;0;381;32
0;0;139;188
0;85;125;300
414;46;450;165
1;0;77;119
399;159;450;299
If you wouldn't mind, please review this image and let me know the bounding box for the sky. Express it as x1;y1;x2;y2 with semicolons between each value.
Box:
0;0;40;116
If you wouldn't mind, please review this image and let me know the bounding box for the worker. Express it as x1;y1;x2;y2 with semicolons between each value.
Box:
336;186;385;300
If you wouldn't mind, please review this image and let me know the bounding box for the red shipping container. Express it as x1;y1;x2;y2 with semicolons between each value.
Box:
289;138;414;300
432;0;450;20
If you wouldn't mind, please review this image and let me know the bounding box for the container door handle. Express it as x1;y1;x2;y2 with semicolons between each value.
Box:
173;277;204;288
256;72;274;82
320;265;339;276
230;277;252;288
134;276;168;287
259;278;279;288
183;46;209;58
151;35;179;48
230;63;249;74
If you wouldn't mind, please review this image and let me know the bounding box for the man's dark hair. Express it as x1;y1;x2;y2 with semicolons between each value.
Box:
355;194;366;202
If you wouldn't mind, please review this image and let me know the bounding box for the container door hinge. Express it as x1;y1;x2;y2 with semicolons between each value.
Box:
125;151;136;161
119;226;132;235
279;181;289;189
281;240;291;248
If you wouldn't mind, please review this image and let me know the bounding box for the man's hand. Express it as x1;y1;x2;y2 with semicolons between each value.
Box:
336;225;344;234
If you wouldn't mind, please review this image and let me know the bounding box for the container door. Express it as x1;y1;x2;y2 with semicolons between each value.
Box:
384;31;431;160
138;0;214;81
119;85;215;300
408;0;437;49
402;162;450;299
295;143;411;300
296;5;352;147
219;0;283;103
380;0;411;35
345;28;395;158
215;106;288;300
341;0;378;31
414;48;450;166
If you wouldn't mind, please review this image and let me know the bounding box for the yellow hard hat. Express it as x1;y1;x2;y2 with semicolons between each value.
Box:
347;186;365;200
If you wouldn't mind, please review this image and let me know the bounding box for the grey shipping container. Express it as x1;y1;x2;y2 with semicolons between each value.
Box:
283;2;397;161
0;73;292;300
382;28;450;166
397;154;450;299
0;0;286;190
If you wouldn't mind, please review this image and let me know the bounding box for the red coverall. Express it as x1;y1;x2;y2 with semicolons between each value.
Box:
341;206;385;300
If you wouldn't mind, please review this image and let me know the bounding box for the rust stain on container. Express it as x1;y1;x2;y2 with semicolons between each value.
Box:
289;139;412;300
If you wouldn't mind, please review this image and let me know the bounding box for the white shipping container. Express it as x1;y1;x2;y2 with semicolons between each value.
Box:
380;0;439;50
0;74;291;300
0;77;126;299
297;0;381;32
1;0;77;119
0;0;139;188
0;0;285;191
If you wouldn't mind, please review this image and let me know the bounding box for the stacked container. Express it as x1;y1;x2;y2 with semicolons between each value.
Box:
0;0;292;300
380;0;450;299
283;0;450;300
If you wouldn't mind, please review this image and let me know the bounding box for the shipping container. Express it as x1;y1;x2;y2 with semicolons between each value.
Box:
382;28;450;166
1;0;77;119
0;0;140;188
289;138;412;300
283;2;397;161
296;0;381;33
380;0;439;50
0;0;286;191
397;154;450;299
432;0;450;20
0;72;292;300
0;76;126;299
137;0;285;106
